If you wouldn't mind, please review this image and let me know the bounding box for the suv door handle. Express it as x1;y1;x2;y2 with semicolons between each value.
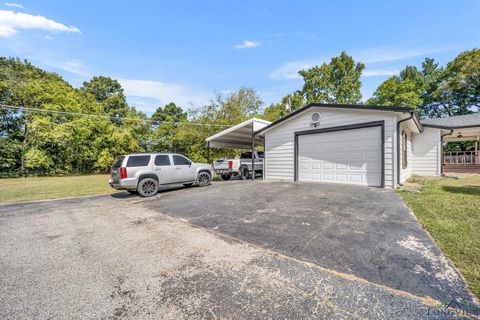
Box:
175;167;181;170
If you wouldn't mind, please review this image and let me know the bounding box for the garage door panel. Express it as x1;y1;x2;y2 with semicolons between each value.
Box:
335;163;347;170
350;151;363;160
312;173;321;180
365;139;379;148
365;151;379;160
298;126;382;187
349;162;364;171
323;162;334;170
349;174;363;183
323;173;334;181
300;163;310;169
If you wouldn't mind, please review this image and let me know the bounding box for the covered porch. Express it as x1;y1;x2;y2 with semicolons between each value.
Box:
442;127;480;174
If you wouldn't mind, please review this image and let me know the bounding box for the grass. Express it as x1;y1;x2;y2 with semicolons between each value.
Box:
0;175;116;203
398;174;480;300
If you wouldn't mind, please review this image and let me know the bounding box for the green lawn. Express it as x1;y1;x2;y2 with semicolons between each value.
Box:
398;175;480;300
0;175;116;203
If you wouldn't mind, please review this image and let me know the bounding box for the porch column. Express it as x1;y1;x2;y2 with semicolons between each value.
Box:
476;140;479;164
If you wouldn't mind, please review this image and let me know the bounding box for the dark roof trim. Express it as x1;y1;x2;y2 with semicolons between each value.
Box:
256;103;419;134
411;113;424;133
422;123;480;130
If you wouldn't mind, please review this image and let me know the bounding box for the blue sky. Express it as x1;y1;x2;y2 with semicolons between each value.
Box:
1;0;479;114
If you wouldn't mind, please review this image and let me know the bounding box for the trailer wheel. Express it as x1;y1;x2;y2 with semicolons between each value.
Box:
220;173;232;180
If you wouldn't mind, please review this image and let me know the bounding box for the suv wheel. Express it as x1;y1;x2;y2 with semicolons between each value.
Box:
137;178;158;197
197;172;211;187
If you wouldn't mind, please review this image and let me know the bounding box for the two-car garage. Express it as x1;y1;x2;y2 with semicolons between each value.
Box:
295;122;384;187
257;103;422;188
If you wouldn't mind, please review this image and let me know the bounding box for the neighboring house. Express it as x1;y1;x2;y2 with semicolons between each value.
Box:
255;103;480;188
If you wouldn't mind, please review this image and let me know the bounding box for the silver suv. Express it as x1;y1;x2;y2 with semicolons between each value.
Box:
109;153;213;197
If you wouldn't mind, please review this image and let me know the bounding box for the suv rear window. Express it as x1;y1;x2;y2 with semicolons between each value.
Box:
126;155;151;167
112;156;125;168
155;155;170;166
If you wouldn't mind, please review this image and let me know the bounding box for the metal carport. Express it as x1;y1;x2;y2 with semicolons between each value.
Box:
205;118;271;180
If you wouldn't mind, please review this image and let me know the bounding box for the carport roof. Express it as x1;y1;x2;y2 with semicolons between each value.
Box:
206;118;271;149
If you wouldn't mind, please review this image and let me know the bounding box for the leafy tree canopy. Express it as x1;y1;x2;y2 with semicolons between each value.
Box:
299;51;365;104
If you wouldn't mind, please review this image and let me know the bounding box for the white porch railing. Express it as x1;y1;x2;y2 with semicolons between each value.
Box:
443;151;479;165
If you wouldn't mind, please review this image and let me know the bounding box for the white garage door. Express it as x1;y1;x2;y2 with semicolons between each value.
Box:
297;126;382;186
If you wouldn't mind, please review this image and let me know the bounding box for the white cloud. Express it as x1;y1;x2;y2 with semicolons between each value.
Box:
38;59;90;76
4;2;22;8
353;47;448;64
119;79;211;112
363;69;399;77
234;40;261;49
0;10;80;38
269;46;449;80
269;58;326;80
54;61;90;76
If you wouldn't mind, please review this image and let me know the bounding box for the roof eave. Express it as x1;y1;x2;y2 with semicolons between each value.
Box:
422;123;480;130
256;103;418;135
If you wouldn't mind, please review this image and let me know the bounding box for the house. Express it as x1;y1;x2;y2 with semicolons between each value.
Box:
206;103;480;188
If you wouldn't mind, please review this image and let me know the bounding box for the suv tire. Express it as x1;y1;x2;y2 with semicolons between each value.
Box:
197;172;211;187
137;178;158;197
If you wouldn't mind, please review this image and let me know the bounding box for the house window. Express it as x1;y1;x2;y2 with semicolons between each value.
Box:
402;131;408;169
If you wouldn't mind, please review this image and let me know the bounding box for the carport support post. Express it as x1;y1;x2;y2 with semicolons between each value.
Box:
207;141;210;164
251;131;255;181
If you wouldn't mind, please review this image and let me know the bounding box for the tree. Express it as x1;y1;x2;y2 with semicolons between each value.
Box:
176;88;263;163
262;91;305;122
81;76;130;118
150;102;188;153
367;65;426;108
0;58;143;175
214;87;263;124
368;50;480;118
428;49;480;117
299;51;365;104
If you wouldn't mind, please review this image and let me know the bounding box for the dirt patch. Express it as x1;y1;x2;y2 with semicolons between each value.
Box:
397;235;460;284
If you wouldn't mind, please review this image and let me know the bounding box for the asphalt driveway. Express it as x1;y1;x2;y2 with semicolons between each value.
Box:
1;195;437;319
136;180;474;303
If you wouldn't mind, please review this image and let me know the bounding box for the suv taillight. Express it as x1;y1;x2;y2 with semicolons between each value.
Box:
120;167;127;179
228;160;233;169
